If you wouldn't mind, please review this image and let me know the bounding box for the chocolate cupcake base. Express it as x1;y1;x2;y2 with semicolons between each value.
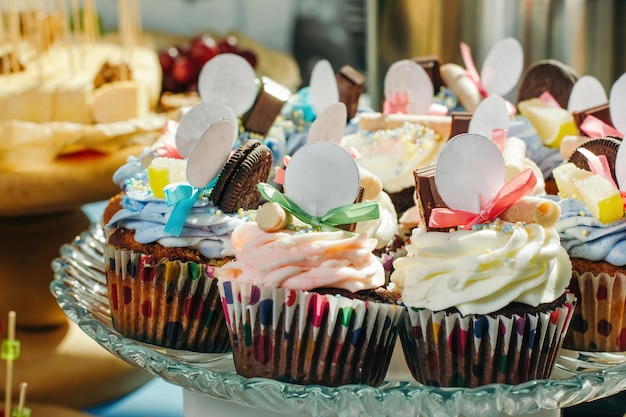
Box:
218;281;405;387
105;244;232;353
400;293;576;387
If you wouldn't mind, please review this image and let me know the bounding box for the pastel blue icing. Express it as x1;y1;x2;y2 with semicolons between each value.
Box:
554;197;626;266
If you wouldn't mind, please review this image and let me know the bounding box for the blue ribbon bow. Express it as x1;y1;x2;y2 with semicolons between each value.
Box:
163;177;218;236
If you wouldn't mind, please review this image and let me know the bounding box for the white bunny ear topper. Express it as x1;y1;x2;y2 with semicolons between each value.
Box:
567;74;623;138
273;102;349;186
461;37;524;99
573;71;626;194
429;133;536;230
176;53;259;159
383;59;434;115
198;53;258;116
163;119;237;236
609;73;626;137
467;94;510;150
309;59;341;117
256;141;380;231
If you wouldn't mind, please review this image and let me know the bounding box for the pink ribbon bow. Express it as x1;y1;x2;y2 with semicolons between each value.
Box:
429;168;537;230
538;91;562;108
460;42;488;99
577;147;626;205
154;120;183;159
579;115;623;139
383;90;409;114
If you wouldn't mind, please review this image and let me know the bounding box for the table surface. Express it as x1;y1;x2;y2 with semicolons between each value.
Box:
83;378;184;417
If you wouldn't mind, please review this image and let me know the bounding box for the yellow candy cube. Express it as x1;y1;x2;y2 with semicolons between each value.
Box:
553;162;623;223
574;175;624;224
147;157;187;198
518;98;579;149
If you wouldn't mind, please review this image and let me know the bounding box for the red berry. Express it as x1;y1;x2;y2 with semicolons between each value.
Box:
189;34;219;67
171;56;197;85
162;74;183;93
238;49;258;68
174;44;189;57
217;36;238;54
158;47;179;73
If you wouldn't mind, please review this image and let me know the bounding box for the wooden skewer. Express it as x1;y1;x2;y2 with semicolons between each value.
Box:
118;0;129;80
4;311;16;417
8;0;20;73
70;0;84;64
30;0;45;81
15;382;28;416
92;0;100;41
58;0;76;75
0;0;10;74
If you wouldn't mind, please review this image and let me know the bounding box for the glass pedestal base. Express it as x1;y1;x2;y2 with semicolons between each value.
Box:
183;390;562;417
51;223;626;417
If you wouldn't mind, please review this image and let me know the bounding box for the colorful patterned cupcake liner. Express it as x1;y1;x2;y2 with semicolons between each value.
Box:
218;280;405;387
400;294;576;388
565;272;626;352
104;244;231;353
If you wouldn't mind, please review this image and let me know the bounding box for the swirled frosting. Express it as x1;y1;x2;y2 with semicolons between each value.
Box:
554;197;626;266
105;156;252;259
391;222;571;315
354;189;398;250
218;222;385;292
340;122;442;193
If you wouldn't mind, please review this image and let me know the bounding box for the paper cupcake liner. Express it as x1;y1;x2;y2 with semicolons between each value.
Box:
399;293;576;387
564;272;626;352
218;280;405;387
104;244;231;353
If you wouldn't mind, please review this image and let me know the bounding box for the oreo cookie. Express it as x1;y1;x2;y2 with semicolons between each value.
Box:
516;59;578;109
210;139;273;212
568;136;622;182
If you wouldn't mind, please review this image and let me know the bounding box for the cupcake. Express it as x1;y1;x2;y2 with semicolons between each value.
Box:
514;59;580;194
104;112;273;353
217;140;404;387
341;121;444;215
391;133;575;387
552;137;626;351
274;103;402;281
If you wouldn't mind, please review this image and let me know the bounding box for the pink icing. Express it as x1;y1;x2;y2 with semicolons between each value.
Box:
218;223;385;292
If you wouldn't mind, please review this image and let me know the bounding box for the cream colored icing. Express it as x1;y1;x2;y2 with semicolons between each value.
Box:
354;190;398;250
340;122;442;193
391;222;571;315
218;222;385;292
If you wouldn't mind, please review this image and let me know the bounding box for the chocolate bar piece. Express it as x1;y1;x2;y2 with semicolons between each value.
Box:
243;76;291;136
413;55;444;92
337;187;365;232
572;103;614;130
336;65;366;121
450;111;472;138
414;165;447;232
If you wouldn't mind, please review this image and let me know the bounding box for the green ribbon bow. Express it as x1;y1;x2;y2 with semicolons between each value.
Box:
257;183;380;231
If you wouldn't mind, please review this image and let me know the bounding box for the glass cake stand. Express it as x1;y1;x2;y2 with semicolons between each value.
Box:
50;223;626;417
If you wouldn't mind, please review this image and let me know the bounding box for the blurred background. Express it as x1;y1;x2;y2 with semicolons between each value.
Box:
95;0;625;110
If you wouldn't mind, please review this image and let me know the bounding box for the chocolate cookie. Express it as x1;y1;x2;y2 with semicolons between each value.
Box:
210;139;273;212
516;59;578;109
568;136;622;182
